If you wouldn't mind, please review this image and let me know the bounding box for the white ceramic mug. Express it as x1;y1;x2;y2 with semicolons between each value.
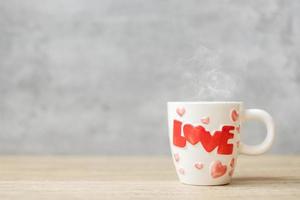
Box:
167;102;275;185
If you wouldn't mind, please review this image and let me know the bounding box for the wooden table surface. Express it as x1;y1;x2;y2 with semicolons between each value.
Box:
0;155;299;200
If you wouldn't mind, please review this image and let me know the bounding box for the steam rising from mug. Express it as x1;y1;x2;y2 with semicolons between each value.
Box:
174;46;242;101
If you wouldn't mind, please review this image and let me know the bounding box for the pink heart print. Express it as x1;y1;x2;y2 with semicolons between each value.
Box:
174;153;180;162
194;162;204;170
230;158;235;168
231;109;239;122
178;168;185;175
176;107;185;117
229;168;234;176
236;125;240;133
229;158;235;176
210;160;227;179
201;116;210;124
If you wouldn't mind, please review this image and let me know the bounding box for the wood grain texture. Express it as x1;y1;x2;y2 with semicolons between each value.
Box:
0;155;299;200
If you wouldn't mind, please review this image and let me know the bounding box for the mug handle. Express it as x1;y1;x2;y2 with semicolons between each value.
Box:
239;109;275;155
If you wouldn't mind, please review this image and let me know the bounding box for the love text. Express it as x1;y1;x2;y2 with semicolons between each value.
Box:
173;120;235;155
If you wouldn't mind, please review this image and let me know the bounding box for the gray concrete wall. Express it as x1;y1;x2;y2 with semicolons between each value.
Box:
0;0;299;154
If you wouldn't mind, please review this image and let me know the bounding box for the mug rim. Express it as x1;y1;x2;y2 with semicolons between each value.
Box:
167;101;243;104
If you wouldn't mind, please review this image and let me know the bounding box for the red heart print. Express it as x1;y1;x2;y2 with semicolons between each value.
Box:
231;109;239;122
201;116;210;124
183;125;203;145
199;129;222;152
174;153;180;162
176;107;185;117
183;124;222;151
178;168;185;175
210;160;227;179
194;162;204;170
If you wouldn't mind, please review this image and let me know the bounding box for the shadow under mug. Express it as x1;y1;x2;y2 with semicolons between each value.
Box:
167;101;275;185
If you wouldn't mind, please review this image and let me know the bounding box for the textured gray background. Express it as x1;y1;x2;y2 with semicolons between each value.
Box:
0;0;299;154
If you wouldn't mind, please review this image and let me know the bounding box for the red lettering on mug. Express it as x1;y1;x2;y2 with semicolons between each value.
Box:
172;120;234;155
173;120;186;147
217;126;234;154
